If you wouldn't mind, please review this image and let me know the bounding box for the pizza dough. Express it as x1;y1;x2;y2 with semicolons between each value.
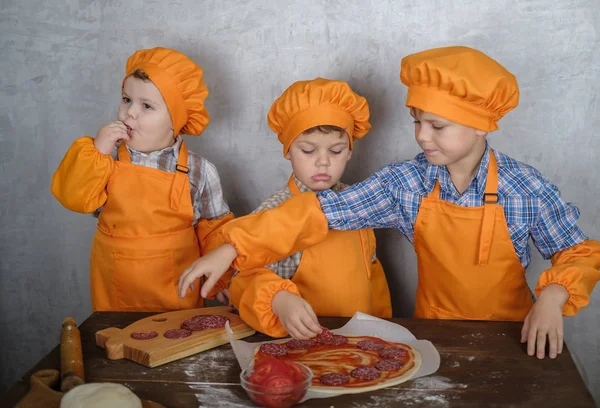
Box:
60;383;142;408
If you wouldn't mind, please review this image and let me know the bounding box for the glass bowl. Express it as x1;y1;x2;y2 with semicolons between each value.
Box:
240;362;312;408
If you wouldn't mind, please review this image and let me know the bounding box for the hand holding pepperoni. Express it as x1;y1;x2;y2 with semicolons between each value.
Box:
94;121;130;155
271;291;321;340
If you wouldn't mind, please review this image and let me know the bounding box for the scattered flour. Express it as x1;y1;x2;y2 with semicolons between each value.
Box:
351;391;452;407
189;384;254;407
181;349;233;378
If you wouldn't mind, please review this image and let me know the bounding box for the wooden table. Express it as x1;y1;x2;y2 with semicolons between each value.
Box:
3;311;595;407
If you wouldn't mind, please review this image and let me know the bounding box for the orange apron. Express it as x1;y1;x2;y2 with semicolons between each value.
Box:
90;141;202;311
413;151;533;321
287;177;392;318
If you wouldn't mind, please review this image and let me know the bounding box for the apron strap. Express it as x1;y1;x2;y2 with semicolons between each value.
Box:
287;175;302;196
429;181;442;199
170;140;190;212
117;142;131;163
478;150;499;266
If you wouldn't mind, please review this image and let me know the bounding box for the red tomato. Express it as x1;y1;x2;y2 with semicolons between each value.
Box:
286;362;305;382
257;375;304;408
250;356;298;384
249;362;274;385
261;374;295;388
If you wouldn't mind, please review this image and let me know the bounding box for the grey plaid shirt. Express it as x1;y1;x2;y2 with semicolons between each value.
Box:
95;136;230;225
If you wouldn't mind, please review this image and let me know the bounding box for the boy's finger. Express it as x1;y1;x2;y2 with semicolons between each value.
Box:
548;329;558;359
558;327;564;354
286;322;303;340
527;327;537;356
520;316;530;343
179;270;198;298
304;309;322;335
295;322;316;340
299;314;321;337
200;273;218;298
536;330;547;359
178;268;191;298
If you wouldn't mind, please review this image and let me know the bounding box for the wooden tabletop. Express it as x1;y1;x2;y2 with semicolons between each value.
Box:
3;311;595;407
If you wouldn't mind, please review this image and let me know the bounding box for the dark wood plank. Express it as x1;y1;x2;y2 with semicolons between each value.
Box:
2;312;595;407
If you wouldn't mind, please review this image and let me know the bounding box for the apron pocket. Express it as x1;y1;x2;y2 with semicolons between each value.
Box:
113;251;175;310
430;304;492;321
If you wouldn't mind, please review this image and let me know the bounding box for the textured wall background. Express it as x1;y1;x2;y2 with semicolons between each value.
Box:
1;0;599;403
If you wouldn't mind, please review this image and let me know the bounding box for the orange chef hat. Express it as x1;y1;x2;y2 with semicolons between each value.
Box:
267;78;372;155
400;46;519;132
123;47;210;136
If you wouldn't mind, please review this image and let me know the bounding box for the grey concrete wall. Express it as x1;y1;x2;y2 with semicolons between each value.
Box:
1;0;599;403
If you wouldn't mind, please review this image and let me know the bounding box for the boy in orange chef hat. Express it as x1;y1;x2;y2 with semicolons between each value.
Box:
51;47;234;312
177;46;600;358
180;78;392;338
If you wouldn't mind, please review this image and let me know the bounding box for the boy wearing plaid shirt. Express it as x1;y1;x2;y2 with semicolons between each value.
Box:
179;47;600;358
52;47;233;311
180;78;392;338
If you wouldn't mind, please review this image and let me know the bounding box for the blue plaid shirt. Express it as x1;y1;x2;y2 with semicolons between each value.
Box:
318;145;587;268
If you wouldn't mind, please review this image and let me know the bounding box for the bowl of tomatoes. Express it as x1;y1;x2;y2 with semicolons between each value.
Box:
240;356;313;408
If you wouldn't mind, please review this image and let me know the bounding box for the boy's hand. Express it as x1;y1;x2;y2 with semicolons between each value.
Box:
94;121;130;155
178;243;237;299
521;284;569;359
271;291;321;340
215;288;231;305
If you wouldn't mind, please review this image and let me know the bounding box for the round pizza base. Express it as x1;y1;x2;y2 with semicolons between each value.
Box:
312;346;422;394
252;334;423;395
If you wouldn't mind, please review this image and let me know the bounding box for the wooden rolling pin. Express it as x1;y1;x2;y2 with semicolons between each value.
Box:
60;317;84;392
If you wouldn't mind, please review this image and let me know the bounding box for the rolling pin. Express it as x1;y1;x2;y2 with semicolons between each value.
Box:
60;317;84;392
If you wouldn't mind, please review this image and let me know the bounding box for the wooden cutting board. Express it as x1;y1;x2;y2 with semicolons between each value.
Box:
96;306;254;367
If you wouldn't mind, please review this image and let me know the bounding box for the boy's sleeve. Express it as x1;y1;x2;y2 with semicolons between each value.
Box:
229;267;301;338
221;193;328;271
193;159;235;298
221;165;410;271
530;179;600;315
51;136;115;213
535;239;600;315
195;212;235;298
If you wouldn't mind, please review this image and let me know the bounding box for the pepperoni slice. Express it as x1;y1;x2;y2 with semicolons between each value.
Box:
378;347;408;359
181;319;205;331
199;315;229;329
357;339;385;351
319;373;350;386
375;359;404;371
163;328;192;339
130;331;158;340
189;314;210;323
285;339;316;350
350;366;381;380
259;343;289;357
316;328;334;344
329;335;349;345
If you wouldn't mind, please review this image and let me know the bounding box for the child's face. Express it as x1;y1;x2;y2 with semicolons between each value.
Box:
285;129;352;191
411;108;487;168
118;76;174;153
